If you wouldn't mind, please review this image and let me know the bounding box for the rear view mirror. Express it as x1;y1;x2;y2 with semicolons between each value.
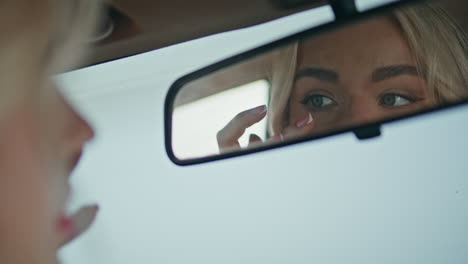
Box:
165;0;468;165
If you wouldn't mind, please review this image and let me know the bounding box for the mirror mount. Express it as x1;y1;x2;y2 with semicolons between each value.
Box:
271;0;327;9
330;0;358;19
353;125;381;140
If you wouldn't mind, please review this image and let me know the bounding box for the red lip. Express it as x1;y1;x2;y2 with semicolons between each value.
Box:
57;214;75;236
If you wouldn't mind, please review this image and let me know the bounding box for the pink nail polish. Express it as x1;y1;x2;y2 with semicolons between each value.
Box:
271;134;284;142
296;113;313;128
296;115;308;128
252;105;267;114
271;135;281;141
307;113;314;124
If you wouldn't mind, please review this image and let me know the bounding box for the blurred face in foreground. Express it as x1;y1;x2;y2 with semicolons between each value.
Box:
0;1;97;263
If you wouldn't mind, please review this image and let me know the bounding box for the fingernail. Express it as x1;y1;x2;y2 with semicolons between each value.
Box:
272;135;281;141
251;105;267;114
296;113;314;128
271;134;284;142
307;113;314;124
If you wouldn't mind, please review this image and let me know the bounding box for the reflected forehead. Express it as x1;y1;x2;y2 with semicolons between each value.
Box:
297;16;413;68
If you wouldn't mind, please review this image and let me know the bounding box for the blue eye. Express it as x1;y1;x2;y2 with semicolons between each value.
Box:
301;94;335;109
380;94;416;107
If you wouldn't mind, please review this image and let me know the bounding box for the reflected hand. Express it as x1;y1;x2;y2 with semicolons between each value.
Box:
217;105;267;152
217;105;315;152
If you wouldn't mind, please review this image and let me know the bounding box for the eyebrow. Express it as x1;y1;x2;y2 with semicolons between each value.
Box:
295;67;339;83
295;64;420;84
372;65;419;82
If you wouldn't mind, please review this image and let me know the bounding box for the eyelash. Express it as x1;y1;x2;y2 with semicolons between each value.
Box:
378;93;422;107
300;92;422;109
300;93;336;110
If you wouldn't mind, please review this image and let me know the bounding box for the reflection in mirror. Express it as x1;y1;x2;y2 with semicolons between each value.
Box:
170;0;468;161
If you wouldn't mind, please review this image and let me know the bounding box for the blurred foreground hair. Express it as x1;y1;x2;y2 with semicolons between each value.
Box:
0;0;100;120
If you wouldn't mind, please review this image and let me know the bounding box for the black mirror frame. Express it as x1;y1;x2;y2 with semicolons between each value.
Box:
164;0;467;166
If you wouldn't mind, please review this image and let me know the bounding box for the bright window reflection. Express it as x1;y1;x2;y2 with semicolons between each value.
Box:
172;80;269;159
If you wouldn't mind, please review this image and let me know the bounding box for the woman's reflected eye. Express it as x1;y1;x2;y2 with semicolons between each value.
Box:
301;94;335;109
380;93;416;107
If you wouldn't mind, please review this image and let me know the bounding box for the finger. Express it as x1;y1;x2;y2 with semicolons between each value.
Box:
265;133;284;144
248;134;263;147
217;105;267;150
59;204;99;246
264;113;315;145
282;112;315;140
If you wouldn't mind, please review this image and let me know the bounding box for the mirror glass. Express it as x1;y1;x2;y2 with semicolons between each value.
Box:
169;0;468;162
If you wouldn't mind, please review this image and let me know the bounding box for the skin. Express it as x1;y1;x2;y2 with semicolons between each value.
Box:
0;30;98;264
217;16;435;151
289;16;435;133
0;87;97;264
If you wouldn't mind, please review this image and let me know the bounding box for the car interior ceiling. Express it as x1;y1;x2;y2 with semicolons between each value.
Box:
84;0;327;67
84;0;468;69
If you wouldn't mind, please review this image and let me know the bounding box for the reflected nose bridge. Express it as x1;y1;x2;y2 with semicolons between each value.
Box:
346;93;378;124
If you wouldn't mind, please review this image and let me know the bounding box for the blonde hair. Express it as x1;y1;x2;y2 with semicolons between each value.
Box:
0;0;100;122
268;3;468;136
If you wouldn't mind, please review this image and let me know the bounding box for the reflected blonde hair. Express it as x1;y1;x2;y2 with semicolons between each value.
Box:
268;3;468;135
0;0;100;122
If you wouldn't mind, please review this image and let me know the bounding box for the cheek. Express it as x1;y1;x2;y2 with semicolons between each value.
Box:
0;124;57;263
288;101;307;126
38;89;72;208
288;87;308;125
0;163;56;263
288;97;345;131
